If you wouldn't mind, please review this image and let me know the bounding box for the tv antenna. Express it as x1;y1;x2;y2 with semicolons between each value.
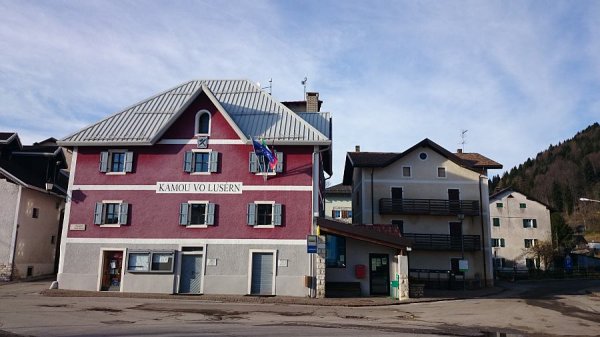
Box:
460;129;468;151
260;78;272;95
301;76;308;97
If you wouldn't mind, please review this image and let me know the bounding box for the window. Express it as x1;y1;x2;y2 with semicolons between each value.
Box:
492;218;500;227
402;166;411;177
94;201;129;226
249;152;283;174
392;220;404;234
179;202;215;226
127;251;174;273
493;258;506;269
332;209;351;219
32;208;39;218
332;210;341;218
491;238;500;247
99;151;133;173
325;234;346;268
492;238;506;247
520;203;527;209
247;203;282;227
195;110;211;135
419;152;428;160
183;151;218;173
437;167;446;178
523;219;537;228
450;258;463;275
525;258;537;270
524;239;535;248
496;203;503;208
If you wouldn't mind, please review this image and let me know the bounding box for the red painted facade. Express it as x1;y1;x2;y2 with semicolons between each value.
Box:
68;92;317;240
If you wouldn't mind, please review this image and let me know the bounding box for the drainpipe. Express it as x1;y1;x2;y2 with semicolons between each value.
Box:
478;174;488;286
371;168;375;225
311;145;331;298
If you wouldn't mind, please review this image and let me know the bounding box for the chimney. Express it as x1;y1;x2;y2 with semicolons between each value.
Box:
457;149;463;154
306;92;319;112
355;145;360;152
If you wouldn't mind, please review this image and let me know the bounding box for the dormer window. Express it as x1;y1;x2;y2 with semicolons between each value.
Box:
195;110;211;135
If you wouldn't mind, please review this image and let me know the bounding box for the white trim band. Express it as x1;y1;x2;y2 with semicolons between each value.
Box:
158;139;245;145
73;184;312;192
65;238;306;245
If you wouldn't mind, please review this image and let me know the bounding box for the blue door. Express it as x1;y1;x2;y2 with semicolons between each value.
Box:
179;255;203;294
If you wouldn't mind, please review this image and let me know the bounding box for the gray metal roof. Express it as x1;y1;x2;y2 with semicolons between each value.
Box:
59;80;331;146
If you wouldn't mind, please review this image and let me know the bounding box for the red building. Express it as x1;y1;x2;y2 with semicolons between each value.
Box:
57;80;332;296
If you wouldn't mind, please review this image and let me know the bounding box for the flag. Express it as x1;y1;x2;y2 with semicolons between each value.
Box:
252;138;278;171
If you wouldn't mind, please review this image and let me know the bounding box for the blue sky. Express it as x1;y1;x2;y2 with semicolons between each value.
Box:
1;1;599;183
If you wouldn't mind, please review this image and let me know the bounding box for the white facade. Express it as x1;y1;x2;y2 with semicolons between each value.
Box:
324;184;352;223
489;190;552;270
345;140;500;288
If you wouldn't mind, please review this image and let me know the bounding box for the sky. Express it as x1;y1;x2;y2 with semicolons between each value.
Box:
1;1;599;183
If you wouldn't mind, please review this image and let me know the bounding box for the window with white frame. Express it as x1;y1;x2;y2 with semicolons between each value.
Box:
332;208;351;219
402;166;412;177
183;150;218;174
249;152;283;174
179;202;215;226
437;167;446;178
524;239;537;248
247;202;282;227
99;150;134;173
491;238;505;247
94;201;129;226
493;257;506;269
195;110;211;135
493;217;500;227
127;251;175;273
522;219;537;228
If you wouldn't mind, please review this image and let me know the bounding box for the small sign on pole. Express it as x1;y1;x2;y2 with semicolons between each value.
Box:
307;235;318;254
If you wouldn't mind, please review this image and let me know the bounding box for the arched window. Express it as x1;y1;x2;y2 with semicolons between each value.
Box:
195;110;211;135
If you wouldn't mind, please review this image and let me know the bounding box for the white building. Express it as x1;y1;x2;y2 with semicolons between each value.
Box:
342;139;502;288
324;183;352;223
489;188;552;270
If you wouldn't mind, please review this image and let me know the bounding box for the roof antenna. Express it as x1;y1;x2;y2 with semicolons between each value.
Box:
460;129;468;152
260;78;272;95
301;76;308;98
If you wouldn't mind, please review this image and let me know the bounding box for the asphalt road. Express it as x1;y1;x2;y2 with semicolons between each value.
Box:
0;279;598;337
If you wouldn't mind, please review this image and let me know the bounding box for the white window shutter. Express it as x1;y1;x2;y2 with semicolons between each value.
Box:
124;152;134;172
206;203;215;225
99;152;109;172
183;151;193;172
119;203;129;225
249;153;258;173
94;202;104;225
209;151;219;173
247;203;256;226
273;204;282;226
275;152;284;172
179;203;189;225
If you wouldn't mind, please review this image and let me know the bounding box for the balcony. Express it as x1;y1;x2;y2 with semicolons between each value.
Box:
402;233;481;251
379;198;480;216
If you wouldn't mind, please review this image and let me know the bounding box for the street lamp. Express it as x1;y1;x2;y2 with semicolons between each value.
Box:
580;197;600;203
457;213;465;294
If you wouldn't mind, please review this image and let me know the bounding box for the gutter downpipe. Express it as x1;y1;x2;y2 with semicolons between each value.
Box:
478;173;488;287
311;145;331;298
371;168;375;225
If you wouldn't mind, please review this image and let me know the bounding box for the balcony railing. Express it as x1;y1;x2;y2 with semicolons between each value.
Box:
402;233;481;251
379;198;480;216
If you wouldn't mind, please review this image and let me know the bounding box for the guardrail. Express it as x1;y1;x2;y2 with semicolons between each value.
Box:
379;198;480;216
403;233;481;251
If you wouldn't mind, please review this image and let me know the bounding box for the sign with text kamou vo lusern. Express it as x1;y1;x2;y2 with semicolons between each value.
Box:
156;182;243;194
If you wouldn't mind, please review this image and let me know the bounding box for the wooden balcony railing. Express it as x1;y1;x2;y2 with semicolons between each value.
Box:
402;233;481;251
379;198;480;216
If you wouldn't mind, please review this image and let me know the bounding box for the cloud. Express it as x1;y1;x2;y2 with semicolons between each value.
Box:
1;1;599;182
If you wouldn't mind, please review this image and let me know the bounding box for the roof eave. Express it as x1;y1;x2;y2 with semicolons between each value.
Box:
56;140;153;147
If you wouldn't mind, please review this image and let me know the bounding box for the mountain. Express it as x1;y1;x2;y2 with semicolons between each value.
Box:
490;123;600;235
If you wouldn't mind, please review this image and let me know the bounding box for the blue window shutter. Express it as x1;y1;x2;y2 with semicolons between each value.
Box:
209;151;219;173
273;204;282;226
119;203;129;225
206;203;215;225
99;152;109;172
533;219;537;228
247;203;256;226
179;203;189;225
275;152;284;173
249;153;258;173
124;152;134;172
94;202;104;225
